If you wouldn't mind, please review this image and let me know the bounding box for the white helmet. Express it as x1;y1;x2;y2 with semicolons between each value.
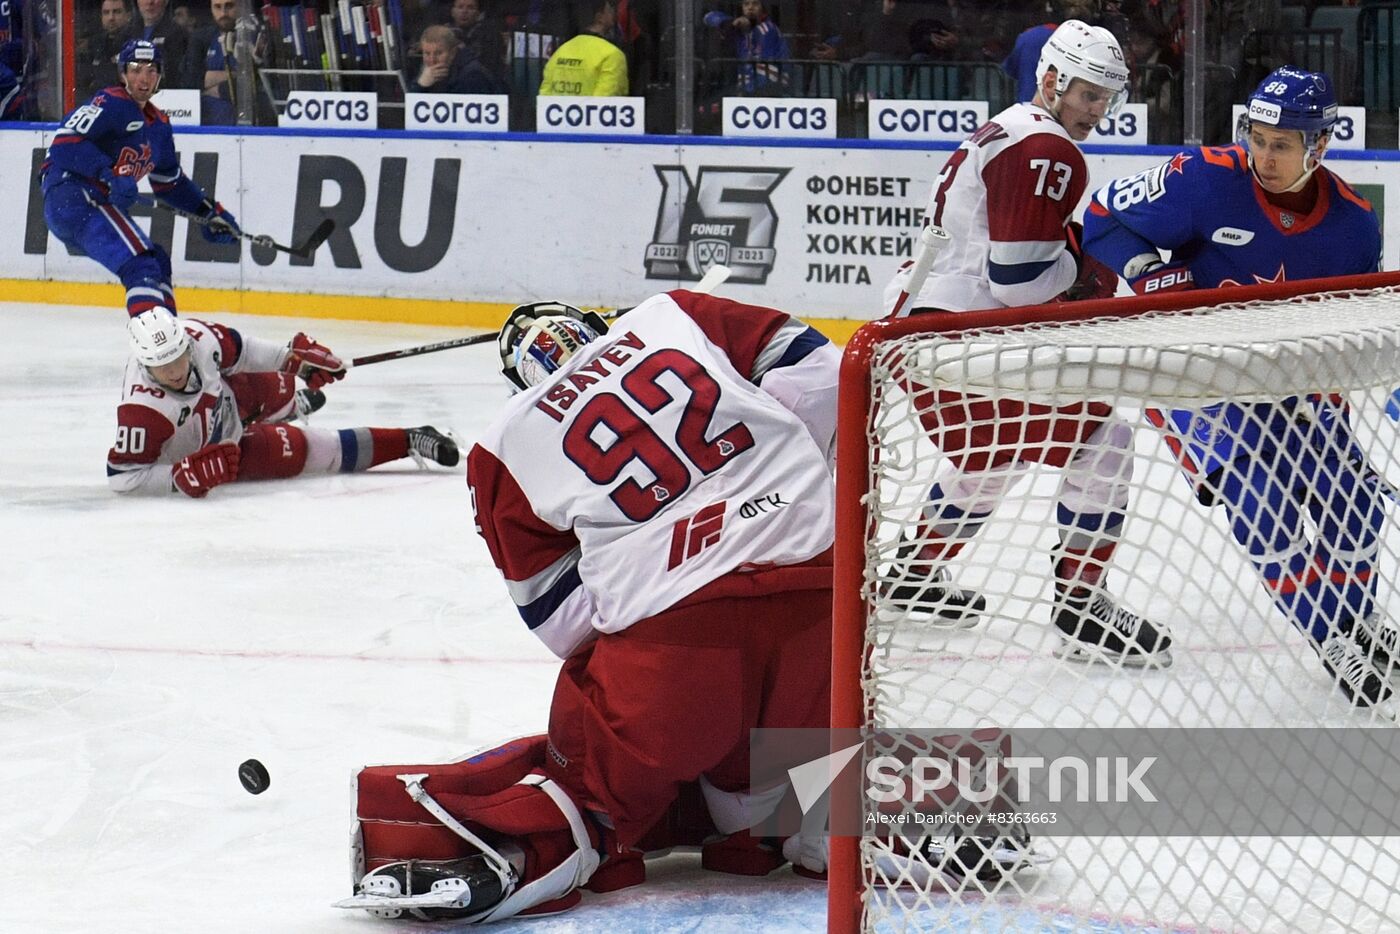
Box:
1035;19;1129;118
127;307;190;367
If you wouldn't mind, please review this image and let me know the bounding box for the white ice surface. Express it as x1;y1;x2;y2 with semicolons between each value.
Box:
0;303;825;934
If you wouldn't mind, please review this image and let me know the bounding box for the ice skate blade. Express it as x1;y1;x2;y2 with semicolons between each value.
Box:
1054;639;1173;670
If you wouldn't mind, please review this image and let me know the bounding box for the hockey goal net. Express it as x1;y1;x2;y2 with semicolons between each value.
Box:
829;273;1400;934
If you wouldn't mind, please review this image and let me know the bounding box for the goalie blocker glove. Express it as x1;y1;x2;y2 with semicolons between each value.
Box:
172;442;239;498
283;333;346;391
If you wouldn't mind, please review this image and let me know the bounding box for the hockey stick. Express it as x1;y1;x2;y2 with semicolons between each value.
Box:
139;196;335;259
347;267;735;368
888;223;951;317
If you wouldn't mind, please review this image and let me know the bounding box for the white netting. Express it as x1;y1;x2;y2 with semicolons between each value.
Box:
851;287;1400;933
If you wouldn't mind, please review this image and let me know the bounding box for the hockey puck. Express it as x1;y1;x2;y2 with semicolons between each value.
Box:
238;758;270;795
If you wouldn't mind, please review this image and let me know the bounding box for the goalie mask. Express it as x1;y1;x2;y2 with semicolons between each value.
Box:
499;302;608;391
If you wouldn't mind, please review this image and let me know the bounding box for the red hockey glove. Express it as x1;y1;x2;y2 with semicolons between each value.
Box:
1128;261;1194;295
172;442;240;498
284;332;346;390
1059;221;1120;301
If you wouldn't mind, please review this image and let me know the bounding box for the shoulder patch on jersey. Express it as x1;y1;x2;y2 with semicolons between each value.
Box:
1332;174;1373;212
1199;145;1245;171
1210;227;1255;246
125;120;142;132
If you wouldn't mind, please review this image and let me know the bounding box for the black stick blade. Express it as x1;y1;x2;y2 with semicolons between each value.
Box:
291;219;336;258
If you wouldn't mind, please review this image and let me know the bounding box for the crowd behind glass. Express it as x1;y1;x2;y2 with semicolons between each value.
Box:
5;0;1397;145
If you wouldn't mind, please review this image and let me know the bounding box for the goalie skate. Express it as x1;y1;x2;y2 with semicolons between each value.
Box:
1053;588;1172;669
334;855;508;921
881;542;987;628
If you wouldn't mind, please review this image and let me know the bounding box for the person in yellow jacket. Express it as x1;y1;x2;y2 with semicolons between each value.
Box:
539;0;629;96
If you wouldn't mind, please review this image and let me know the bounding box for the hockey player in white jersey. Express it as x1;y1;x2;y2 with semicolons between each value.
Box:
335;291;841;922
108;308;458;497
879;20;1172;670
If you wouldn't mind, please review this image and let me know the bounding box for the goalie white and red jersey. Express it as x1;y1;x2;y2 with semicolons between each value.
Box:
887;101;1086;314
467;290;839;659
106;319;287;494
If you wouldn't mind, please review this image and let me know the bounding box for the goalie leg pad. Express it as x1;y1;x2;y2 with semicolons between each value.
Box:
544;579;831;850
237;423;308;480
346;736;602;923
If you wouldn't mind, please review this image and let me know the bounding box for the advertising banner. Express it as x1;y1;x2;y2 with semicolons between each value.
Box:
3;128;1395;319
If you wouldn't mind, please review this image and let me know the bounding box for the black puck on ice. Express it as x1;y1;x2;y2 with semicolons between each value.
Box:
238;758;271;795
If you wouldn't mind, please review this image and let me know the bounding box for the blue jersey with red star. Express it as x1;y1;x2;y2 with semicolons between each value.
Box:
1083;145;1380;289
1083;146;1381;491
41;86;205;213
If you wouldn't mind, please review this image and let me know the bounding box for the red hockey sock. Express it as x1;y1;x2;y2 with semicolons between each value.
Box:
367;428;410;467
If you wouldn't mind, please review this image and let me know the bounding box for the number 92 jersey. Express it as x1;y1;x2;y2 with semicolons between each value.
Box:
467;290;838;658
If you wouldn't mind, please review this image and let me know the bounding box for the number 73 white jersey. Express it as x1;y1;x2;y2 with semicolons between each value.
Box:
467;290;838;657
887;101;1087;314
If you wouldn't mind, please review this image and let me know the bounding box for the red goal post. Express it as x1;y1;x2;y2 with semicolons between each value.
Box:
829;270;1400;934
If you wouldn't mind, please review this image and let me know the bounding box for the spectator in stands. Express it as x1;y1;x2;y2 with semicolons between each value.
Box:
136;0;195;87
539;0;628;96
1127;18;1173;141
908;13;961;62
199;0;267;124
171;0;197;33
79;0;138;96
1003;0;1099;102
412;23;504;93
449;0;506;87
853;0;917;62
703;0;789;94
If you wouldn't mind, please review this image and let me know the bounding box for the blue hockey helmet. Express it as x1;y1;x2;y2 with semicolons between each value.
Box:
1238;66;1337;151
498;301;609;391
117;38;162;73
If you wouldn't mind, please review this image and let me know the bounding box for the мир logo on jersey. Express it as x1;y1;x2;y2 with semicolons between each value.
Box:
644;166;789;285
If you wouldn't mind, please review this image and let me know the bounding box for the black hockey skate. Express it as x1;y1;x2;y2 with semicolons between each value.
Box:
1355;613;1400;681
919;821;1041;889
882;541;987;628
340;855;507;921
1053;586;1172;668
407;426;461;467
1320;633;1393;707
292;388;327;419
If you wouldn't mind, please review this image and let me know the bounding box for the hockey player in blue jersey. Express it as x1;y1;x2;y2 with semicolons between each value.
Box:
1084;66;1395;707
41;38;240;317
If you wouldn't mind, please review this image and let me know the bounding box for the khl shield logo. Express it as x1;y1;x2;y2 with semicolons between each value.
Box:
645;166;789;285
692;238;730;273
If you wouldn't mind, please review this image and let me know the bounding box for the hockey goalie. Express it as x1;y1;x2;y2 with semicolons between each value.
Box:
335;290;842;921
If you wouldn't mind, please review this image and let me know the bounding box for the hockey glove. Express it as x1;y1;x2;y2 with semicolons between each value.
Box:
1128;261;1194;295
99;168;139;212
1059;221;1119;302
172;442;240;498
198;198;240;245
284;332;346;390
